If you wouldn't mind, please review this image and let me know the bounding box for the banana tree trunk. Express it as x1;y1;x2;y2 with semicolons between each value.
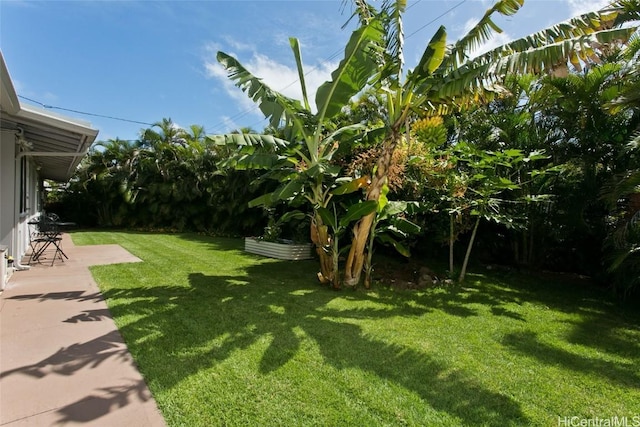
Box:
344;131;400;288
310;214;339;288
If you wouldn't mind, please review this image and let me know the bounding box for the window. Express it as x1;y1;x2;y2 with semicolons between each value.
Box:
19;156;28;214
19;156;26;213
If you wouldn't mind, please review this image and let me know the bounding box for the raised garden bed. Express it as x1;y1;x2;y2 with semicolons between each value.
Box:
244;237;314;261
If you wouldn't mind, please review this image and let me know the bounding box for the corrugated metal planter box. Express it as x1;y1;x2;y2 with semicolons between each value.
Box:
244;238;314;261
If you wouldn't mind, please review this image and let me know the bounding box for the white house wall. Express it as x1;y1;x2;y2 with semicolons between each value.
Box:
23;158;40;257
0;130;43;262
0;129;15;252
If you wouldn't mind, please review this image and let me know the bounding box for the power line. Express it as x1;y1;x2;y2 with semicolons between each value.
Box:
17;95;154;127
406;0;467;39
406;0;423;12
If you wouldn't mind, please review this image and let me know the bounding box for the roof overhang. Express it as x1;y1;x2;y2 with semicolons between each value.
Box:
0;51;99;182
0;52;20;116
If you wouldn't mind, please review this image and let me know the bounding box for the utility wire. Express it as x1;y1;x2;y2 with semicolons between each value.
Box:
18;95;154;127
406;0;466;39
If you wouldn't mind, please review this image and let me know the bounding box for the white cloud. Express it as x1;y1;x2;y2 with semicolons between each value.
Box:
203;43;337;119
209;115;241;134
566;0;610;17
12;79;58;104
222;36;254;53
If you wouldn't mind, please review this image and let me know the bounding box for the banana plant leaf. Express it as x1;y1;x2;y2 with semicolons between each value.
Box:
315;18;385;121
272;178;305;201
206;133;291;149
317;206;338;230
331;176;370;195
216;52;308;135
339;200;378;227
377;233;411;257
415;26;447;76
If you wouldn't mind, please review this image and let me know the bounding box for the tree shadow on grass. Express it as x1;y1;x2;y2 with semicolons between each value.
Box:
483;271;640;370
75;232;639;423
96;262;528;426
502;330;640;389
565;315;640;360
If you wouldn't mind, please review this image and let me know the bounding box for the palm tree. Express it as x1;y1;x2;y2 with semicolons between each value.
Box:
140;118;187;147
72;138;140;226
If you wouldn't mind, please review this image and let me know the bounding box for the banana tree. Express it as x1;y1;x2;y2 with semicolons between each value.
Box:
341;0;639;287
209;19;386;288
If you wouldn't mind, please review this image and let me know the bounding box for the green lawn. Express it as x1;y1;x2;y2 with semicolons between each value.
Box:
72;231;640;426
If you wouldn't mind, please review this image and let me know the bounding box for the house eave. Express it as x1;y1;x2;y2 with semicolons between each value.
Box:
0;51;99;182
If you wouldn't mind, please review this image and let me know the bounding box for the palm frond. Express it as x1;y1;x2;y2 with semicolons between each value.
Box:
608;0;640;24
600;169;640;208
608;71;640;111
621;30;640;60
415;27;633;114
428;0;635;96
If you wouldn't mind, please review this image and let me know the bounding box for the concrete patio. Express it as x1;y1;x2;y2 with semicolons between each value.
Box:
0;233;166;426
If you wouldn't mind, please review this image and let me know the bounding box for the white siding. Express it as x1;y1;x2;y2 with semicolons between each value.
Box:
0;130;15;252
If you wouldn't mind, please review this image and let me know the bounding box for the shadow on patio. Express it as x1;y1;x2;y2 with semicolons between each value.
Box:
0;233;165;426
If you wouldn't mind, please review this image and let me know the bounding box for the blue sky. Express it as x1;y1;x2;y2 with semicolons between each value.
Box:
1;0;608;143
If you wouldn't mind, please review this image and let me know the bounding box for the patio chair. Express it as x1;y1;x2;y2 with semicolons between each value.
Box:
27;215;66;265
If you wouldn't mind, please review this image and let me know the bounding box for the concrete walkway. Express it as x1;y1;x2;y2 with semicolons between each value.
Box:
0;234;166;426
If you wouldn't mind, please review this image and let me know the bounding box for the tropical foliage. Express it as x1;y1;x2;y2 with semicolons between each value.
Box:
52;0;640;296
57;120;270;236
208;0;639;288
